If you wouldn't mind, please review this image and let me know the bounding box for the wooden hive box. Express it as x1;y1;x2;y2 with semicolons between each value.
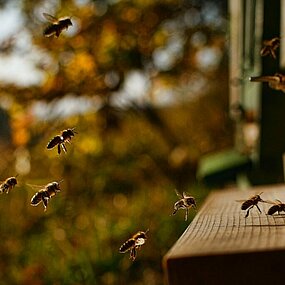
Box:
163;184;285;285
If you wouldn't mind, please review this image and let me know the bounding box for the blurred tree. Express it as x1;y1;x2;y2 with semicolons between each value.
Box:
0;0;230;284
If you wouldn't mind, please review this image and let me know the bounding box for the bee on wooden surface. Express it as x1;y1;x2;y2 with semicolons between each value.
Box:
249;73;285;93
119;230;148;261
260;37;280;59
267;199;285;215
47;128;76;154
172;190;196;221
237;192;268;218
30;181;62;211
43;13;72;38
0;176;17;194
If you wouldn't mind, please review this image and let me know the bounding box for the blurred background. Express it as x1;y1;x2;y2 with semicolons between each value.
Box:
0;0;231;284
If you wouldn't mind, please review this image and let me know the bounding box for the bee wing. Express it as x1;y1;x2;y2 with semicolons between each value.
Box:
47;136;62;149
235;199;247;203
27;183;46;189
43;13;58;23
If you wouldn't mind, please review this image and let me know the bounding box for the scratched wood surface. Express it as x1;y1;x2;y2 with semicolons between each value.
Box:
164;184;285;285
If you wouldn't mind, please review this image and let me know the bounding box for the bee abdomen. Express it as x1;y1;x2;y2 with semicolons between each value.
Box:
31;192;44;206
43;25;59;37
119;239;136;253
268;205;279;215
241;201;251;210
47;136;62;149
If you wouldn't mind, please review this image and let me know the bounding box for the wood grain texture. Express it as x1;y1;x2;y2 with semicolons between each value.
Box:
164;184;285;285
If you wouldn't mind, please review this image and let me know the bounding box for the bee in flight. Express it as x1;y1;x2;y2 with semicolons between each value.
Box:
249;73;285;93
119;230;148;261
172;190;196;221
47;128;77;154
0;176;17;194
30;181;62;211
267;199;285;215
237;192;268;218
43;13;72;38
260;37;280;59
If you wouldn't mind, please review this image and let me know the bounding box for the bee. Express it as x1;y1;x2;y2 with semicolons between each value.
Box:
249;73;285;93
119;230;148;261
237;192;268;218
47;128;77;154
43;13;72;38
267;199;285;215
30;181;62;211
172;190;196;221
260;37;280;59
0;176;17;194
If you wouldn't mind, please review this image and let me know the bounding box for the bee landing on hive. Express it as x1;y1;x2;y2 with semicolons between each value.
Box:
236;192;270;218
119;230;148;261
0;176;18;194
30;181;62;211
43;13;72;38
47;128;77;155
249;73;285;93
266;199;285;215
171;190;196;221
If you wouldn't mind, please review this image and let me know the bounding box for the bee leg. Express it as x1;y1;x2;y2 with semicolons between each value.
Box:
61;143;67;153
43;197;49;211
172;208;178;216
245;205;254;218
130;248;136;261
57;144;61;154
185;208;189;221
256;204;262;214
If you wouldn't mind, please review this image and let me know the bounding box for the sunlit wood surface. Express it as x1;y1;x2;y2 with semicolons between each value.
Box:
164;184;285;285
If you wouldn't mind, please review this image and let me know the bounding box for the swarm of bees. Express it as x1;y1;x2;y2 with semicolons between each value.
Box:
119;230;149;261
250;37;285;92
172;190;196;221
43;13;72;38
236;193;285;218
47;128;77;154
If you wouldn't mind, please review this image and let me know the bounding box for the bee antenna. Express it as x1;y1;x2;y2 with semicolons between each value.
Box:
58;179;64;184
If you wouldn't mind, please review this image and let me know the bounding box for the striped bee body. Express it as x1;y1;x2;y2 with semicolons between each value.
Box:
267;200;285;215
119;231;148;261
260;37;280;59
30;182;61;211
47;128;76;154
172;191;196;221
43;13;72;38
0;177;17;194
238;193;267;218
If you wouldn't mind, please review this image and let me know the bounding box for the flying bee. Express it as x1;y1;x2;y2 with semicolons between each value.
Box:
260;37;280;59
267;199;285;215
249;73;285;93
172;190;196;221
236;192;269;218
119;230;149;261
43;13;72;38
0;176;17;194
47;128;77;154
30;181;62;211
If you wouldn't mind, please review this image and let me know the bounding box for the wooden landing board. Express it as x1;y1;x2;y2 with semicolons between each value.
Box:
163;184;285;285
